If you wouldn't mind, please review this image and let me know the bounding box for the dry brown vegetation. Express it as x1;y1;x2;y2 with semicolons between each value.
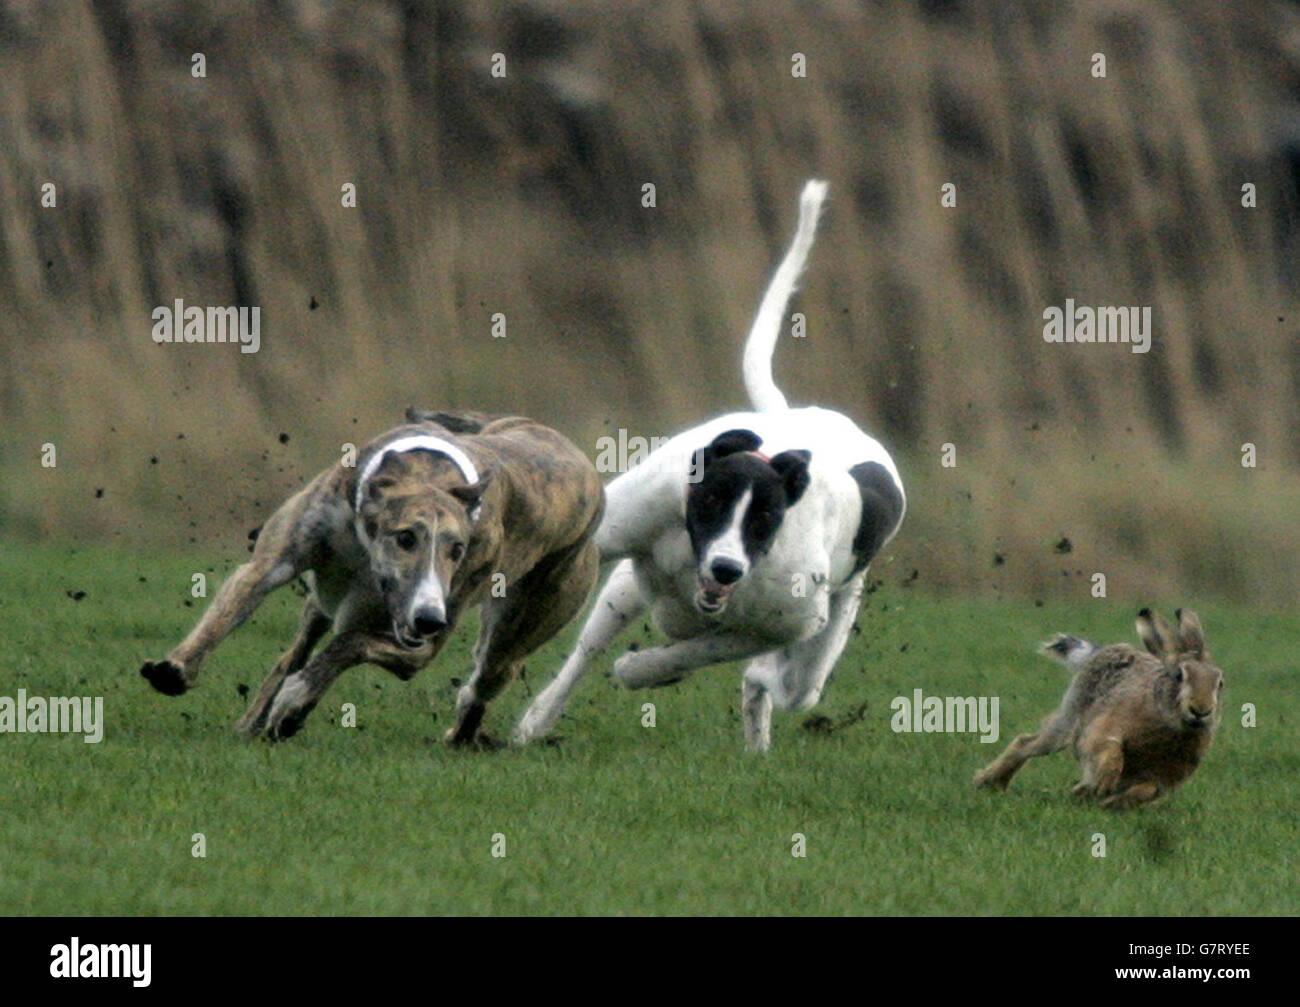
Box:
2;0;1298;604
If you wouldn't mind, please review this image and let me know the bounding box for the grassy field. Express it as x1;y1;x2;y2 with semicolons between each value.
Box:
1;542;1295;916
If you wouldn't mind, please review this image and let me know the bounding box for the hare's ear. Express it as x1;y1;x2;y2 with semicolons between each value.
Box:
1174;608;1207;658
1136;608;1176;657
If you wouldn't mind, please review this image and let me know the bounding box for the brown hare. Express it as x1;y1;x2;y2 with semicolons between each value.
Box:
974;608;1223;809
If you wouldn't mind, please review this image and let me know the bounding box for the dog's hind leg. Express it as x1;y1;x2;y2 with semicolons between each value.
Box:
235;599;332;737
741;656;777;752
513;558;645;745
261;631;433;741
449;540;602;746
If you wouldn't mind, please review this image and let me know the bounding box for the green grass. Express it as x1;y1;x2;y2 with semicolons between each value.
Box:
1;542;1295;916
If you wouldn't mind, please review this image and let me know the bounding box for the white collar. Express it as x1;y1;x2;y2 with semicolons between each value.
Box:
354;434;482;522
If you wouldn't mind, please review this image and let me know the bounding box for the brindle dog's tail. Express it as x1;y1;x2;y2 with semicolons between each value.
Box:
405;406;494;434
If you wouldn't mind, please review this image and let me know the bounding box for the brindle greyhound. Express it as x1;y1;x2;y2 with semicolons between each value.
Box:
140;408;603;743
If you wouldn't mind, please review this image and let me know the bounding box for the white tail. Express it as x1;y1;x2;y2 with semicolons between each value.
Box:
742;179;829;413
1041;634;1098;671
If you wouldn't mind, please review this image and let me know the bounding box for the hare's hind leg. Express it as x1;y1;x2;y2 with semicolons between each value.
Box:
1099;781;1160;810
1073;720;1125;797
974;711;1073;791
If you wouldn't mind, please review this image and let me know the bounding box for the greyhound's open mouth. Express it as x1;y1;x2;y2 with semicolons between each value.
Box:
393;623;427;649
695;576;736;615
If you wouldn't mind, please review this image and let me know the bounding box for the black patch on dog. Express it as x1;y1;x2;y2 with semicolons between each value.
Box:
686;430;811;567
847;461;904;576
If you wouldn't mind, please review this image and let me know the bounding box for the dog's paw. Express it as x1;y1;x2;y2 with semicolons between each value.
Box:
611;651;683;690
609;651;645;687
141;659;188;696
465;731;506;752
443;725;483;748
512;707;550;746
266;708;313;742
444;725;504;750
262;677;314;742
972;767;1008;791
233;709;267;739
609;652;631;684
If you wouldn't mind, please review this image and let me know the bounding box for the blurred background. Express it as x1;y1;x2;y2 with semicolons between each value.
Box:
1;0;1298;605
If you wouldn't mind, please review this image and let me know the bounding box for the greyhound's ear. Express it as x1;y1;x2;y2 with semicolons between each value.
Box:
357;491;382;540
449;469;492;513
1136;608;1176;658
372;449;412;480
366;474;398;502
1174;608;1207;658
701;429;763;467
769;450;811;504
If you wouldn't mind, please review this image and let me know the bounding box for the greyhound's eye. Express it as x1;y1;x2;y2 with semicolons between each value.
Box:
449;542;466;562
395;529;418;551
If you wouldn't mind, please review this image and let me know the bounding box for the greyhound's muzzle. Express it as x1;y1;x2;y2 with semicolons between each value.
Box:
393;609;446;649
695;558;745;615
393;622;426;649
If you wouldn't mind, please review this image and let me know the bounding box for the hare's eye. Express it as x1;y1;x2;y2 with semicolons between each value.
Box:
1218;677;1225;690
395;529;418;551
1174;667;1185;683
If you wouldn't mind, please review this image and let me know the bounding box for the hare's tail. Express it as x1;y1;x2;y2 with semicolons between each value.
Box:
1041;634;1097;671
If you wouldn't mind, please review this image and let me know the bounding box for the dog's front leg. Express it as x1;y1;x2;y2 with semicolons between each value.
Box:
235;599;333;737
262;631;432;741
514;558;644;744
770;571;864;711
611;632;774;690
141;556;301;695
141;484;321;695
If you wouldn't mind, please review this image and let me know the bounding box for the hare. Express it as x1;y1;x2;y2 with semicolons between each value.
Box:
974;608;1223;809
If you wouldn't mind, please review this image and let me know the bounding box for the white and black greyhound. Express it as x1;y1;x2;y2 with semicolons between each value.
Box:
516;180;905;751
